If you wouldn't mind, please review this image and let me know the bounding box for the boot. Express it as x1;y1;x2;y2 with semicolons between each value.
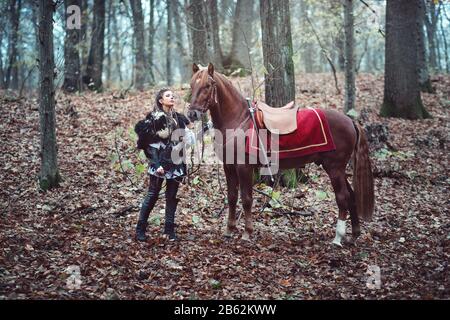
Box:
136;220;148;242
164;180;180;241
164;221;177;241
135;180;162;241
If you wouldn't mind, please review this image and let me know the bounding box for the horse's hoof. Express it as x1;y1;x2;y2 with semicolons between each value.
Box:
331;238;343;247
224;226;236;238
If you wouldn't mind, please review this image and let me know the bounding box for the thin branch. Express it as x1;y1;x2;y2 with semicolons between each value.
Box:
305;14;341;94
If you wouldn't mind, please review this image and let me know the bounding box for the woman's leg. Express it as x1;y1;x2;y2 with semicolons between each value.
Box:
136;175;164;241
164;178;180;240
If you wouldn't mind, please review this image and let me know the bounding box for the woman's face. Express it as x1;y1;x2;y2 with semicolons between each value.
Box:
159;90;175;108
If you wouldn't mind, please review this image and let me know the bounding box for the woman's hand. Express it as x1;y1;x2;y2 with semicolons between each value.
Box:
156;166;165;175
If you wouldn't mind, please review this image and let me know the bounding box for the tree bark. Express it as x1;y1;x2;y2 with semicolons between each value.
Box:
38;0;61;190
190;0;208;66
63;0;82;93
260;0;295;107
80;0;89;80
343;0;355;112
225;0;254;72
130;0;147;90
147;0;155;85
206;0;224;71
84;0;105;91
166;0;173;86
380;0;430;119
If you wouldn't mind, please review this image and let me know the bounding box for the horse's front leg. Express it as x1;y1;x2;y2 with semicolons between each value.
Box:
223;164;238;237
238;165;254;241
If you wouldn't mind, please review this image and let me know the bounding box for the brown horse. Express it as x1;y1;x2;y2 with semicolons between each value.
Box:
187;63;374;246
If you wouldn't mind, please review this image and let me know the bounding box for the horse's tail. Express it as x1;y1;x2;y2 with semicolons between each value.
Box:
352;123;374;221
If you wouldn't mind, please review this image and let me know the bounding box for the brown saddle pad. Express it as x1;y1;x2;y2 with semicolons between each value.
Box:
255;101;299;134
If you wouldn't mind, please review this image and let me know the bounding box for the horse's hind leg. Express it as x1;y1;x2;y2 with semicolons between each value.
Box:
324;166;351;246
346;180;361;238
237;165;254;241
224;164;238;237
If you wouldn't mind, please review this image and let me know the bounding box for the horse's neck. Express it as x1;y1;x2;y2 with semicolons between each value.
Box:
210;77;249;132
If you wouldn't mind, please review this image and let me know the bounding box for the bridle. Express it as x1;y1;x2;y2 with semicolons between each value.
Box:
191;75;218;115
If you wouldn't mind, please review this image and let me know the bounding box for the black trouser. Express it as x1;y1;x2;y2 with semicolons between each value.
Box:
137;175;180;234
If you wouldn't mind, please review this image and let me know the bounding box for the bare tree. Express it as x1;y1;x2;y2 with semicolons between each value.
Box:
63;0;82;93
130;0;147;90
225;0;254;72
418;0;434;93
84;0;105;91
260;0;295;107
424;0;441;73
381;0;430;119
5;0;22;90
166;0;173;86
343;0;355;112
38;0;61;190
190;0;208;65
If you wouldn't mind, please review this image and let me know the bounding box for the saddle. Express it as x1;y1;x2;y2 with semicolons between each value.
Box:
255;101;299;135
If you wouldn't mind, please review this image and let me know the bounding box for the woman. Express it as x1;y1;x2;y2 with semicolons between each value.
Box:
135;88;191;242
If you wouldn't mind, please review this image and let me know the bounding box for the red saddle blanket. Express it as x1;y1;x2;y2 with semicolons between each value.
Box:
246;108;336;159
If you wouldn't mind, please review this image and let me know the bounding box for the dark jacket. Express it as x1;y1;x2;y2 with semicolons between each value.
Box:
135;110;190;175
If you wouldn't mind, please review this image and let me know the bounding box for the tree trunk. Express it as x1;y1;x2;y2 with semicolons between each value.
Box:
0;16;4;88
105;0;113;85
417;0;434;93
112;1;123;83
6;0;22;90
166;0;173;86
173;0;190;83
260;0;295;107
300;0;314;73
424;1;440;74
147;0;155;85
84;0;105;91
380;0;430;119
190;0;208;66
206;0;224;71
440;5;449;73
343;0;355;112
38;0;61;191
130;0;147;90
63;0;82;93
225;0;254;72
80;0;89;80
335;32;345;72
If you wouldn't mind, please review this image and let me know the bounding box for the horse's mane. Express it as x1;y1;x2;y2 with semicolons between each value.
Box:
197;68;246;105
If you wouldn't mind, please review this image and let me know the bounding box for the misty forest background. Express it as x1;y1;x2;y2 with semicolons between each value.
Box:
0;0;449;299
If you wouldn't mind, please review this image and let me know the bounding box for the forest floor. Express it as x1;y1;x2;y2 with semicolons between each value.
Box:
0;73;448;300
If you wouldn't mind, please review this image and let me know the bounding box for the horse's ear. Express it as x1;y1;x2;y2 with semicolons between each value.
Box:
193;63;199;74
208;63;214;76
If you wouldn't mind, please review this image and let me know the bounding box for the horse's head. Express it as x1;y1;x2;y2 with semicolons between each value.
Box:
187;63;217;122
